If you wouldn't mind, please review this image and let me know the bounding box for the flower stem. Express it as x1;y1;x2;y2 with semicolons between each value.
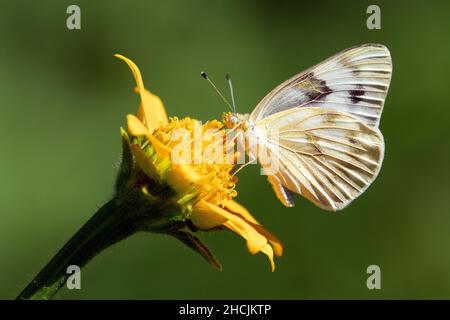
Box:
16;197;140;300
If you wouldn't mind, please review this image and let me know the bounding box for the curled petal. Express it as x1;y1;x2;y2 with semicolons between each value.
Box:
115;54;168;131
135;88;168;131
223;219;267;255
260;244;275;272
192;200;269;257
224;200;283;257
248;222;283;257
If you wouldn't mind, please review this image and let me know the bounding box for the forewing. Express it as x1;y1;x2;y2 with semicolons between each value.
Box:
254;107;384;211
250;44;392;127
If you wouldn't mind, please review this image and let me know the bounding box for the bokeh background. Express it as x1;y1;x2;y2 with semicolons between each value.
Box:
1;0;450;299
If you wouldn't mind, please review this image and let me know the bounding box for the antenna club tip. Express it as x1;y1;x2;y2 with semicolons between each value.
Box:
200;72;208;79
225;73;231;80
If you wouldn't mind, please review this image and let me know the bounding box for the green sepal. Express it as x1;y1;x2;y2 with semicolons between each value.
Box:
115;128;134;194
169;229;223;271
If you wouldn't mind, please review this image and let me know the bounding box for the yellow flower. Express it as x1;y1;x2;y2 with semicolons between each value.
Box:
115;54;282;271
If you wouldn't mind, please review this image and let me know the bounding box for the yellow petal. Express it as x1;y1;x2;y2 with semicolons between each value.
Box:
190;200;229;229
127;114;152;137
130;144;158;179
115;54;168;131
191;202;278;270
249;222;283;257
224;200;259;224
126;114;172;161
147;134;172;159
223;219;267;255
135;89;168;130
260;244;275;272
166;164;205;194
192;201;267;254
224;200;283;257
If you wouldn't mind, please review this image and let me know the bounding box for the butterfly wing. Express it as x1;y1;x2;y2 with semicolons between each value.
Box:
249;44;390;209
250;44;392;128
252;107;384;211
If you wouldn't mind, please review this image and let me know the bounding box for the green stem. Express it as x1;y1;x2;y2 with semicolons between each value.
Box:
16;197;141;300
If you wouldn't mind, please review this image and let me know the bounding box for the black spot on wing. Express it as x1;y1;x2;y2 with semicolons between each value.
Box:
305;90;322;101
365;84;388;91
305;78;333;101
350;90;384;106
349;89;365;104
320;80;328;87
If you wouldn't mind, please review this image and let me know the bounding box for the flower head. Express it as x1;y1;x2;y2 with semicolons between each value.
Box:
115;54;282;271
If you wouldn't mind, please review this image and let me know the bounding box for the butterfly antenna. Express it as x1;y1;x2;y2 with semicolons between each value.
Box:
232;157;257;177
225;74;237;114
201;72;233;112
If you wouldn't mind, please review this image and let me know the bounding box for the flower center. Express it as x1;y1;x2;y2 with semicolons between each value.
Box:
150;117;238;208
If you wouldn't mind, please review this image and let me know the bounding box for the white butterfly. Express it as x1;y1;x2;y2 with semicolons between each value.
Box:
223;43;392;211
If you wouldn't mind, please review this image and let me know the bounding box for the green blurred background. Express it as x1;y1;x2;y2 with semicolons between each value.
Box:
1;0;450;299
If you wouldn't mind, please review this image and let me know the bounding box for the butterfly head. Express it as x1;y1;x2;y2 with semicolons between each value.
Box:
222;112;249;129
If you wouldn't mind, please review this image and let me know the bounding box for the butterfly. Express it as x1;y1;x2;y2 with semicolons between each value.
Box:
217;44;392;211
